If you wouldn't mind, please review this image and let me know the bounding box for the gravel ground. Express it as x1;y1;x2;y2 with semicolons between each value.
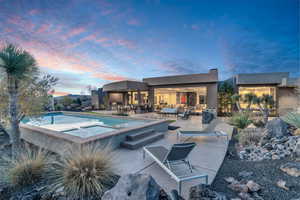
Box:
211;137;300;200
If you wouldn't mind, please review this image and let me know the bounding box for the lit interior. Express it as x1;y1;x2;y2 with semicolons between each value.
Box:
154;87;207;112
238;86;276;109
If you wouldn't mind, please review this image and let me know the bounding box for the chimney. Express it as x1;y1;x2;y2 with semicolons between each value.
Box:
209;68;218;74
281;77;287;86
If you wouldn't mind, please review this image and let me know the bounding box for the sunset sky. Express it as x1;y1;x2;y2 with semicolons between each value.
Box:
0;0;299;95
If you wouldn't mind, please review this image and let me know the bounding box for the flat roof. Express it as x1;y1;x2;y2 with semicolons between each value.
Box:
143;69;218;86
236;72;290;85
103;80;148;92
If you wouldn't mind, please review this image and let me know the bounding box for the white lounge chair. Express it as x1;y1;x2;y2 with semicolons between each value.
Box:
143;143;208;195
176;119;229;143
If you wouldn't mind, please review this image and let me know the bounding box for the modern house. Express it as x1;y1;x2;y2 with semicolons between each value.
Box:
98;69;218;113
234;72;299;115
92;69;299;115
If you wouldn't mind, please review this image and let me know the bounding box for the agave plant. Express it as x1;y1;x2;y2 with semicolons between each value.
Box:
282;112;300;128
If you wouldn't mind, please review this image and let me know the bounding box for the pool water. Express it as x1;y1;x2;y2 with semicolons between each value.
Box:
64;126;116;138
22;113;148;138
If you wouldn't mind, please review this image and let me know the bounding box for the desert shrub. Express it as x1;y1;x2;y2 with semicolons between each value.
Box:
252;119;265;128
238;128;266;146
1;148;51;187
49;145;117;200
282;112;300;128
229;112;252;129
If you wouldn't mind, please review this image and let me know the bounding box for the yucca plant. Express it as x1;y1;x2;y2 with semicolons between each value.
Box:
0;147;51;187
49;145;117;200
229;112;252;129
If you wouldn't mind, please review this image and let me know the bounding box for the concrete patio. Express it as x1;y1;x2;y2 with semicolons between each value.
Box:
113;116;234;198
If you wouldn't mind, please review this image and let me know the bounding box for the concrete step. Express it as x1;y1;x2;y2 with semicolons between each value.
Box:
121;132;164;150
126;129;155;141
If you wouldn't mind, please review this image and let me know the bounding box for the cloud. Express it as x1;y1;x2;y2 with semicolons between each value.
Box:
52;91;70;97
68;26;86;38
92;72;130;81
159;59;200;74
29;9;39;16
127;18;140;26
37;23;51;33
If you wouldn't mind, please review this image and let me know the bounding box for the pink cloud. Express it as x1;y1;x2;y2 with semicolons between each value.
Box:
127;19;140;26
116;39;136;49
37;24;51;33
29;9;39;16
68;26;86;37
93;72;129;81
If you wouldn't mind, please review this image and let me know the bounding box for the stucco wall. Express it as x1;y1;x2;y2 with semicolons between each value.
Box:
278;87;299;115
207;83;218;109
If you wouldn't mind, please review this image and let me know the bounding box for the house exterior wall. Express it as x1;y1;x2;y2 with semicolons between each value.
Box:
278;87;299;115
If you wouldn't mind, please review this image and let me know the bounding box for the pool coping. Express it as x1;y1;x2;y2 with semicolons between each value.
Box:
20;112;169;144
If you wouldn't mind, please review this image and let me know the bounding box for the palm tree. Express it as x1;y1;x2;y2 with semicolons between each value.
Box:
0;43;38;157
253;94;275;125
243;93;257;112
231;93;242;112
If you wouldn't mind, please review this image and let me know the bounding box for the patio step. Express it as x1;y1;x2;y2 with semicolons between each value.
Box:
126;129;155;141
121;132;164;150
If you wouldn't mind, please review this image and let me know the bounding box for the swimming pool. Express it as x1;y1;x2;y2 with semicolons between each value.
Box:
20;112;169;154
22;112;148;138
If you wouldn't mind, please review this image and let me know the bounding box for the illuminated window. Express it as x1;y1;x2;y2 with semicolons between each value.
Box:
238;86;276;110
154;87;207;111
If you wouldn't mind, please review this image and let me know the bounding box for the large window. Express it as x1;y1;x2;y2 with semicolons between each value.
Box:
154;87;207;112
238;86;276;110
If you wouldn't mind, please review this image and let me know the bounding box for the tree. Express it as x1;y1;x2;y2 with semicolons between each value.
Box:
231;93;242;112
218;81;234;115
253;94;275;124
61;96;73;108
0;43;57;157
243;93;256;112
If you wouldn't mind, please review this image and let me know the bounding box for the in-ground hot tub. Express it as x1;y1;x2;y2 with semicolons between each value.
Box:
20;112;169;154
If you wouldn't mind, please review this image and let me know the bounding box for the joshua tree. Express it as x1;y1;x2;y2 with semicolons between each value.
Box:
0;44;38;156
243;93;256;112
253;94;275;125
231;93;242;112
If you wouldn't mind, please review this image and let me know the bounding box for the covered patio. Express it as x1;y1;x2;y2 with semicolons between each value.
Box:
103;80;150;112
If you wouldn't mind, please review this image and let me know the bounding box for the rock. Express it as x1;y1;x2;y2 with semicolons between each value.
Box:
228;182;248;193
102;174;163;200
271;155;280;160
189;184;228;200
238;171;253;178
238;192;254;200
265;118;289;138
293;128;300;136
263;143;273;150
280;162;300;177
0;186;12;200
294;140;300;158
224;177;237;184
246;180;261;192
276;180;289;191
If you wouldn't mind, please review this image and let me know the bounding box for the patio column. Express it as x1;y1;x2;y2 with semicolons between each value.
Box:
137;90;142;113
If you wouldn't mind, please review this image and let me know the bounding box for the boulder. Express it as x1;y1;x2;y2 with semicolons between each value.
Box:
228;182;249;193
189;184;228;200
246;180;261;192
280;162;300;177
102;174;164;200
276;180;289;191
265;118;289;139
